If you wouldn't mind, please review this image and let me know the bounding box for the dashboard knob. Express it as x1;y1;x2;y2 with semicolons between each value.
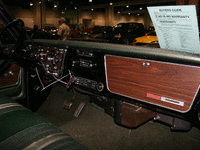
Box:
97;82;104;92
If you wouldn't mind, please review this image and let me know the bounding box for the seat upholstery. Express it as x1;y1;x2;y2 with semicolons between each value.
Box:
0;94;89;150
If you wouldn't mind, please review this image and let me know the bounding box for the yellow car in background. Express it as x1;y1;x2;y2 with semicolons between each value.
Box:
133;31;159;48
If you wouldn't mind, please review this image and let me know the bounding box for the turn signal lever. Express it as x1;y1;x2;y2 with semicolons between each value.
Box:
66;77;75;89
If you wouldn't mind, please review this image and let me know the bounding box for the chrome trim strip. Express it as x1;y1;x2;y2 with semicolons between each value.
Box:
0;103;23;110
160;96;185;107
23;133;69;150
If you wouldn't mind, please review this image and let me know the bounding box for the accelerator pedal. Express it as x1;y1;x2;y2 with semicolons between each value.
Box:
73;101;86;118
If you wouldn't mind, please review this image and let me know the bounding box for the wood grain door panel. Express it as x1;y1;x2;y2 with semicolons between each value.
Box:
105;55;200;112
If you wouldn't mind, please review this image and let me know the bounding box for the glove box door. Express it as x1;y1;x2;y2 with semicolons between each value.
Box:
105;55;200;113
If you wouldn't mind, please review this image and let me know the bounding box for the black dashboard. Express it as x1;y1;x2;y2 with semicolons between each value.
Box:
67;48;106;93
30;44;107;94
26;39;200;130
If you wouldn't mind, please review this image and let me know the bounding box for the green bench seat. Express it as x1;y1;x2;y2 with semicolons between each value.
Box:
0;95;89;150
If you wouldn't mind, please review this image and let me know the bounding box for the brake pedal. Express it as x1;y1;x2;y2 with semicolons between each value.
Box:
63;100;73;110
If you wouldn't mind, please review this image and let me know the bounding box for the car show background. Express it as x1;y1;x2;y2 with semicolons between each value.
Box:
4;0;154;30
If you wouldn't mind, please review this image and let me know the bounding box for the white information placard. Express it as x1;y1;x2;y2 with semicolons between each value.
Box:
147;5;200;54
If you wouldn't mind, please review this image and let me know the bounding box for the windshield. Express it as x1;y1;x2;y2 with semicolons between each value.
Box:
1;0;200;54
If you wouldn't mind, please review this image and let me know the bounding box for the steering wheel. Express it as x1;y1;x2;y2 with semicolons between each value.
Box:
0;19;26;75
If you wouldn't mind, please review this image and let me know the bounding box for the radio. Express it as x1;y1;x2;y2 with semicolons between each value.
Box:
72;59;97;69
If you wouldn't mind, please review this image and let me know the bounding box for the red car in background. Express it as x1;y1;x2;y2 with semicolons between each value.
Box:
69;23;93;38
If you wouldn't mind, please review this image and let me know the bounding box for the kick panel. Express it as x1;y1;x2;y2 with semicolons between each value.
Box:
105;55;200;112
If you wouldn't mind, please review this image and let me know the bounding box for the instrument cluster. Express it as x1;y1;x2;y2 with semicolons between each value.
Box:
31;46;67;76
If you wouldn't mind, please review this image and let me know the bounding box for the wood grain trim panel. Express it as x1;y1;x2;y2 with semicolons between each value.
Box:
0;64;20;87
105;55;200;113
34;46;65;77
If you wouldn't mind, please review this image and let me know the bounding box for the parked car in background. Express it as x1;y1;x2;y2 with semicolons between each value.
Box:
90;26;104;39
90;26;113;40
112;22;146;45
69;23;93;38
25;27;60;40
33;30;60;39
133;31;159;47
42;24;58;35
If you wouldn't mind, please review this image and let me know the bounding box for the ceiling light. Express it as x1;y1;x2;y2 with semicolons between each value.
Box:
74;7;77;9
110;3;113;5
137;14;140;16
91;8;94;11
139;7;142;10
126;5;129;8
118;11;120;14
30;2;33;6
128;13;130;15
89;0;92;2
54;5;57;8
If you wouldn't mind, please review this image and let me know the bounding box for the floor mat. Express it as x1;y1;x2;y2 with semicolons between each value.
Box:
37;84;200;150
37;84;84;127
